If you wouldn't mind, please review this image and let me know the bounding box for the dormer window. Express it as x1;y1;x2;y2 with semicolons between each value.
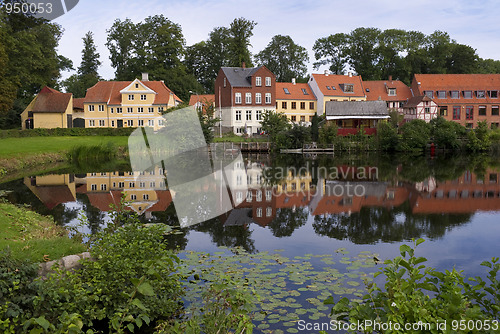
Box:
388;88;396;96
301;88;308;95
343;84;354;93
326;86;331;90
255;77;261;86
476;90;486;98
489;90;498;98
463;90;473;99
451;91;460;99
283;88;291;94
437;91;446;99
424;91;433;98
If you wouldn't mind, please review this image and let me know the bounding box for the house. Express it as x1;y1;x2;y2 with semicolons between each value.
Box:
215;65;276;135
21;86;73;130
403;95;439;123
188;94;215;113
308;71;366;116
364;76;413;114
411;74;500;129
325;100;389;135
83;73;182;130
275;79;317;125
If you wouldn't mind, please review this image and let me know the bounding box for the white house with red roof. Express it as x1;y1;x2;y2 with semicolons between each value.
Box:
308;71;366;116
403;95;439;123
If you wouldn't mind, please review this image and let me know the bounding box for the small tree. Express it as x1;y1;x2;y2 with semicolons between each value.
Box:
377;121;399;151
318;122;338;146
399;119;431;151
260;110;290;142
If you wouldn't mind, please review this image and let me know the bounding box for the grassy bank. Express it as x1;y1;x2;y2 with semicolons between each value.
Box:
0;201;86;262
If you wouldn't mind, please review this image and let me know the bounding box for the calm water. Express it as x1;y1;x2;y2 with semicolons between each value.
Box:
1;152;500;278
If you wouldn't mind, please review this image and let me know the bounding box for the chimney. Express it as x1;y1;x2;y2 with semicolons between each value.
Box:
388;75;392;81
348;72;352;77
324;69;329;76
142;73;149;81
242;62;246;69
292;78;296;85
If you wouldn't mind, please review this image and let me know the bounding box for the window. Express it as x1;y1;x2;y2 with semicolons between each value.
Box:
492;106;499;116
128;94;134;100
89;105;95;111
138;107;144;113
148;120;154;127
127;120;134;127
466;106;474;120
388;88;396;96
463;91;473;99
343;84;354;93
256;207;262;217
309;102;315;110
148;107;154;113
476;91;486;98
326;86;331;90
331;86;336;90
266;207;272;217
489;91;498;98
300;116;305;122
135;83;139;88
425;107;430;113
99;120;105;126
245;93;252;104
301;88;308;95
235;93;242;104
424;91;433;98
130;194;137;200
236;110;242;121
98;105;104;111
453;106;461;120
255;77;261;86
283;88;291;94
158;107;164;113
291;116;296;122
117;107;123;113
236;127;243;134
440;107;448;116
437;91;446;99
300;102;305;110
256;110;262;121
265;93;271;104
223;77;226;87
256;190;262;201
479;106;487;116
158;119;164;126
119;182;124;188
466;123;473;129
138;120;144;126
127;107;133;113
309;116;314;122
246;110;252;121
265;77;271;86
143;194;149;200
111;120;115;127
101;184;107;191
451;91;460;99
91;184;97;191
129;182;135;188
246;191;252;202
89;120;95;127
141;94;147;100
255;93;261;104
282;101;287;109
291;102;297;109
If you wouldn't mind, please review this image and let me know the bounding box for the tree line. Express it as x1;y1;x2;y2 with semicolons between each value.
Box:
2;7;500;129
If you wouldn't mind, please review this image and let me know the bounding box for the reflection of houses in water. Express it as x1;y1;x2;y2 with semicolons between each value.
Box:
80;167;172;217
309;178;408;215
24;175;76;209
410;169;500;213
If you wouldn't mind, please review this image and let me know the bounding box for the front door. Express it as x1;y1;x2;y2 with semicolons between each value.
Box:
117;120;123;128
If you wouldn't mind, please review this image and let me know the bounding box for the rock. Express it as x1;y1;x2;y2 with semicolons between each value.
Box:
61;255;82;271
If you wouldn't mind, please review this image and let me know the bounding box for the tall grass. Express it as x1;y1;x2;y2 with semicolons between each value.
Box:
68;142;117;167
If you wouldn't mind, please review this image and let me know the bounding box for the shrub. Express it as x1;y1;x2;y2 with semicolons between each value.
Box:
67;142;117;167
398;120;431;151
376;122;399;152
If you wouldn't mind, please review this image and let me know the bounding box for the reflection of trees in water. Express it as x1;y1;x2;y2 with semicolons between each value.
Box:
190;217;256;253
76;193;105;235
312;201;472;244
267;207;309;237
147;204;189;251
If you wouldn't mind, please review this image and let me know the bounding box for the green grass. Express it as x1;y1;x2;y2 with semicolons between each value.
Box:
0;201;86;263
212;135;269;143
0;136;129;158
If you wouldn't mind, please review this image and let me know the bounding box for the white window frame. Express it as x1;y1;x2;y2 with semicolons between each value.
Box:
148;119;154;127
88;105;95;112
236;110;242;121
127;120;134;127
148;107;154;113
128;94;134;101
246;110;252;121
127;107;133;113
245;93;252;104
141;94;147;100
235;92;242;104
265;93;271;104
138;107;144;113
265;77;271;87
138;119;144;126
89;120;95;127
256;110;262;121
99;120;105;127
98;105;104;112
255;77;262;86
255;93;262;104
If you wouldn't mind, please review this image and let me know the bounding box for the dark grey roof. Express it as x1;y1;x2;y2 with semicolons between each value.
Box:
404;95;432;108
325;100;389;117
221;67;261;87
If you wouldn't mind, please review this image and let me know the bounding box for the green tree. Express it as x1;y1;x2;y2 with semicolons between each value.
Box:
227;18;256;67
347;27;382;80
399;119;431;151
255;35;309;82
106;18;137;81
310;114;320;142
319;122;338;145
312;33;348;74
260;110;290;142
430;116;465;150
377;122;399;151
446;44;479;73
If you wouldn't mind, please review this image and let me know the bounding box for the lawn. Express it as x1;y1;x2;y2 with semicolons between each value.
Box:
0;136;129;158
0;202;87;263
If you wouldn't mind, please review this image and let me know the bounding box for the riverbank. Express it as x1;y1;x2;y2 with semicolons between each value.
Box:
0;201;86;262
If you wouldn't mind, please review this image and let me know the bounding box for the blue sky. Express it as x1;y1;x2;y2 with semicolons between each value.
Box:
54;0;500;80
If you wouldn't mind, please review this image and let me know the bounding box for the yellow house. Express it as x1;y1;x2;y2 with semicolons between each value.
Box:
83;74;182;131
23;174;76;209
308;71;366;116
276;80;317;125
21;86;73;130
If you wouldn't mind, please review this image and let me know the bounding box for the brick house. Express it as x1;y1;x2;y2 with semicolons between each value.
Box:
364;76;413;114
411;74;500;129
215;65;276;135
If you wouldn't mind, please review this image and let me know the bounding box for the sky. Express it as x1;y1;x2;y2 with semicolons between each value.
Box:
54;0;500;81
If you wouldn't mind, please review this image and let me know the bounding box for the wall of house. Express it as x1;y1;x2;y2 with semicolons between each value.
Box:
33;113;65;128
276;99;316;124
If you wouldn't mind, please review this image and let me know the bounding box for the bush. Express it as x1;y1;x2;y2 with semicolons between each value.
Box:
327;239;499;333
0;127;135;139
67;142;117;167
376;122;399;151
398;120;431;151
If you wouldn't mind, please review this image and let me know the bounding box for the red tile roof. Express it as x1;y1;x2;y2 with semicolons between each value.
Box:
85;80;182;105
413;74;500;104
32;87;72;113
276;82;316;100
404;95;433;108
31;185;75;209
73;98;85;110
312;73;365;98
364;80;413;102
188;94;215;106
